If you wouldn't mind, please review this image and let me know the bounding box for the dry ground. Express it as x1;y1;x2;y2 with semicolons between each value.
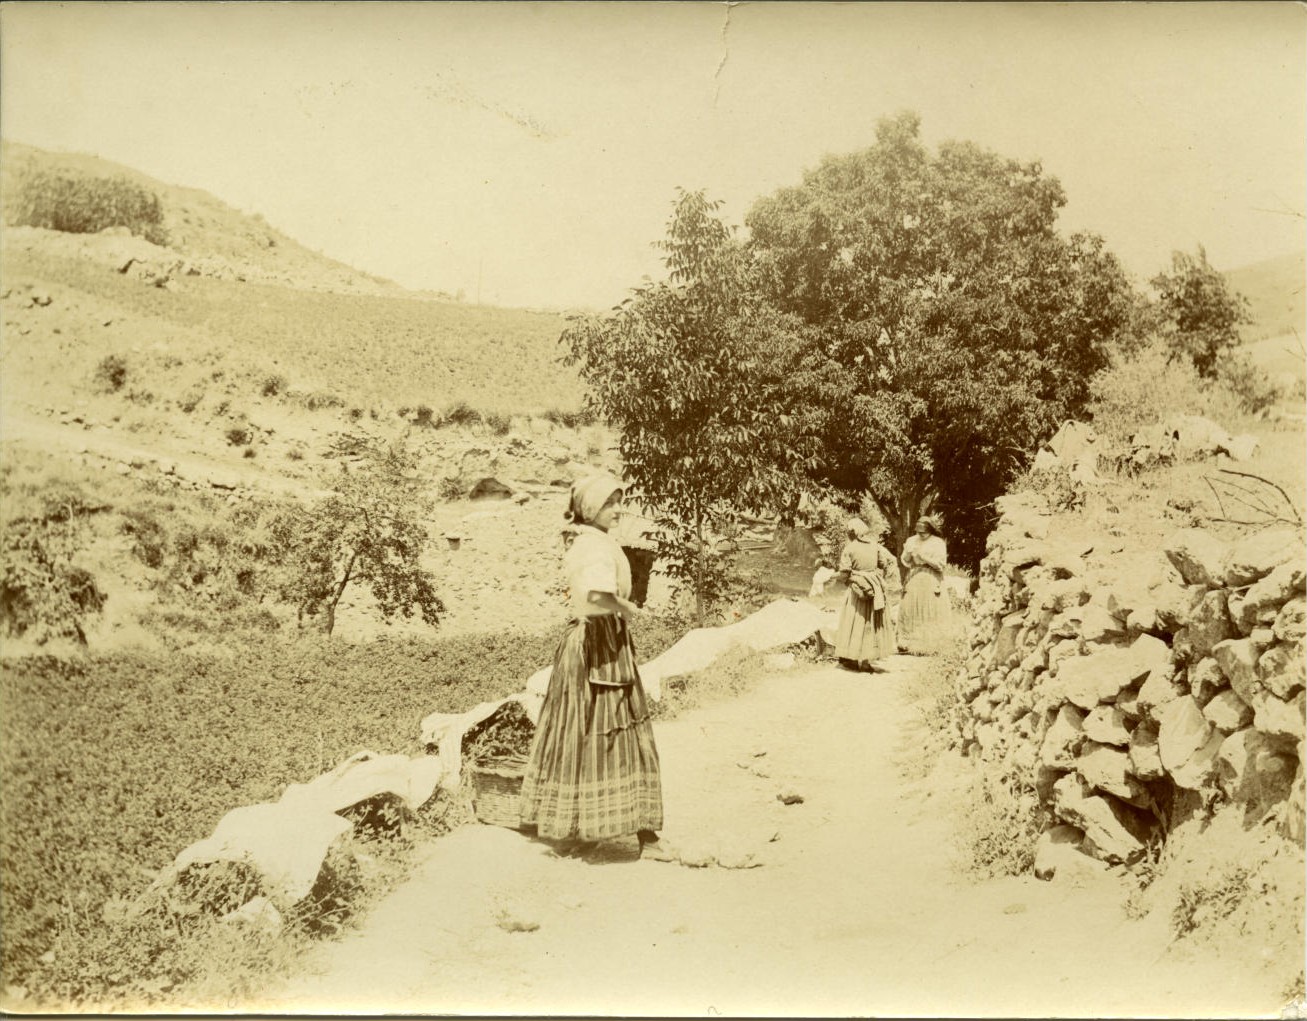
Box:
246;657;1298;1019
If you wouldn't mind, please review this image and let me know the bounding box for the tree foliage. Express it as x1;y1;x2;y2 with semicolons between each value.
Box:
746;111;1140;570
1150;245;1253;379
561;190;816;623
271;439;443;636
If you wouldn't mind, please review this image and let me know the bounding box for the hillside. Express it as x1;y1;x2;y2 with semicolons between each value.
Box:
1226;249;1306;344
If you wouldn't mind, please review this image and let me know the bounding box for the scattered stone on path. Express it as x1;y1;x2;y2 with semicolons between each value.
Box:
777;790;804;805
494;904;541;933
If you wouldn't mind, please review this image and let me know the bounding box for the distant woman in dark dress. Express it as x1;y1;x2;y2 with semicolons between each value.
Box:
833;517;899;672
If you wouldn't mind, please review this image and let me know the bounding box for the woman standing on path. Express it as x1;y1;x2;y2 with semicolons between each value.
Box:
519;475;674;861
897;513;951;654
833;517;899;672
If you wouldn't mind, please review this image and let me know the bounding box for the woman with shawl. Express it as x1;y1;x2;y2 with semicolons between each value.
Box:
898;513;951;654
519;474;673;861
833;517;900;672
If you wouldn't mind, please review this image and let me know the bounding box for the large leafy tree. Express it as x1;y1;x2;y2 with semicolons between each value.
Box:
1150;245;1252;379
746;111;1140;570
562;190;816;624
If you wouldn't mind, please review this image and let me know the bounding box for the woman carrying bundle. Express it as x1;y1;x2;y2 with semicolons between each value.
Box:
833;517;900;672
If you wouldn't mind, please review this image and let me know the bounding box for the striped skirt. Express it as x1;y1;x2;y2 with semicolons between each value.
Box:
518;615;664;841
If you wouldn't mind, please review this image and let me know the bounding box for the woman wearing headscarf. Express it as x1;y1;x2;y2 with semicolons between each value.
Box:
519;474;672;860
898;513;951;654
833;517;900;672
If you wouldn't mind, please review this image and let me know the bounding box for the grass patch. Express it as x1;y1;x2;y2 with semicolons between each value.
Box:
0;614;681;1007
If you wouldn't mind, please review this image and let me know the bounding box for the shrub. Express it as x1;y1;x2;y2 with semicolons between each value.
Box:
178;387;204;414
93;354;129;394
485;412;512;436
1214;351;1282;415
259;374;287;398
413;405;435;428
224;426;253;447
6;166;168;245
1;488;106;644
440;401;482;428
540;408;596;429
955;766;1043;879
1087;340;1210;443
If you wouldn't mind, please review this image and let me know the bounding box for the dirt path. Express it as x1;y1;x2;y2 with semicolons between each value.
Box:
256;657;1286;1017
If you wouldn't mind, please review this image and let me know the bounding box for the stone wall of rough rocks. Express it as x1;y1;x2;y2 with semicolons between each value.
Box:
953;489;1305;871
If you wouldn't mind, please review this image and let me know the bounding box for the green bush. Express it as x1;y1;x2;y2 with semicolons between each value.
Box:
7;167;168;245
485;411;512;435
540;407;596;429
1214;351;1282;415
440;401;482;427
0;478;107;645
1088;341;1210;443
259;374;287;398
93;354;129;394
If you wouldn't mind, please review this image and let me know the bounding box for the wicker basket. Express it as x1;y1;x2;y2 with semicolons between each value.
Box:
469;754;528;828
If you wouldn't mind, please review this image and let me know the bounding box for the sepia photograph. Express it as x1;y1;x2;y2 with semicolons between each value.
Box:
0;1;1304;1015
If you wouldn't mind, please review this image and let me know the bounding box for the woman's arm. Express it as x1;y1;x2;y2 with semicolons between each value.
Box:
587;590;639;620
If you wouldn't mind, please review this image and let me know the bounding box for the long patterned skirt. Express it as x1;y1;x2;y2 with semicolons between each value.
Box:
898;570;951;654
519;615;663;841
834;591;894;669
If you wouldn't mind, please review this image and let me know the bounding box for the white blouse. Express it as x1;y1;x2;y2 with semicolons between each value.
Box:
563;525;632;617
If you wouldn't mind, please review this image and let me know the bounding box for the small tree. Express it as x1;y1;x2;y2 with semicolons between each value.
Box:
562;190;816;625
1151;245;1253;379
272;439;443;637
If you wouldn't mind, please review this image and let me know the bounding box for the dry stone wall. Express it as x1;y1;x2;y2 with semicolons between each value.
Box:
954;490;1305;872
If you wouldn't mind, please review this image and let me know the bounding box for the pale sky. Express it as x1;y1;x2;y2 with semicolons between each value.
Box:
1;1;1304;310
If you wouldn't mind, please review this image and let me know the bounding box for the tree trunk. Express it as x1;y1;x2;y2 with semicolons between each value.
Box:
693;509;706;628
325;553;357;638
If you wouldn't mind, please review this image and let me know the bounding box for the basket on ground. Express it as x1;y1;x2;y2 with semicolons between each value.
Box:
470;754;527;828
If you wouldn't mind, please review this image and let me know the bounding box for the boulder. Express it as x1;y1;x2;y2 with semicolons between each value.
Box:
1125;605;1162;635
1217;728;1298;809
992;612;1026;667
1221;527;1302;588
1038;704;1086;770
1202;689;1253;734
1053;774;1151;864
1082;706;1132;747
1077;604;1127;644
1077;742;1150;807
1163;528;1228;587
1156;696;1214;775
1032;824;1105;883
1251;690;1306;743
1136;660;1186;714
1153;576;1199;630
1258;641;1306;700
1050;634;1171;710
1173;590;1236;662
1229;562;1306;633
1188;657;1226;707
1128;724;1165;781
1170;729;1224;791
1273;597;1306;644
1212;638;1262;705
